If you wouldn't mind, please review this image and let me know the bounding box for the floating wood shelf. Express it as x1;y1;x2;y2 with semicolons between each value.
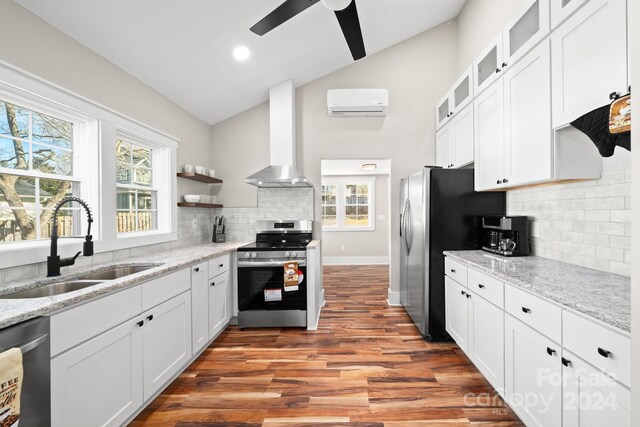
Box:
177;202;223;208
177;172;223;184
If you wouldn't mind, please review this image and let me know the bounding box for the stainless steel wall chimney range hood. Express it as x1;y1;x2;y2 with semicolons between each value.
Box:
245;80;312;188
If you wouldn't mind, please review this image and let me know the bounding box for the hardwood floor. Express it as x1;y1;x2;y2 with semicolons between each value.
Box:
132;265;523;426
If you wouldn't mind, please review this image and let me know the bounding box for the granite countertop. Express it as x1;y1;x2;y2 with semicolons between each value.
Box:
0;242;248;330
444;250;631;333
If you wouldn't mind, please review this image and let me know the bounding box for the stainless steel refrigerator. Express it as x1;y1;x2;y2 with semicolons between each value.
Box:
400;167;505;341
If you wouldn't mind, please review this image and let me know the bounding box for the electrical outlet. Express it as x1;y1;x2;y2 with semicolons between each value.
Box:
192;218;198;229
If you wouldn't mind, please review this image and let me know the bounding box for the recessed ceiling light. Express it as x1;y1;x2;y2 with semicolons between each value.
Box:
361;163;378;171
233;46;251;62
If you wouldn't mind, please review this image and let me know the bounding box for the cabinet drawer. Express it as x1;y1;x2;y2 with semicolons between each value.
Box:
51;286;142;357
468;268;504;308
505;284;561;343
445;257;467;286
208;253;230;279
563;310;630;387
141;268;190;312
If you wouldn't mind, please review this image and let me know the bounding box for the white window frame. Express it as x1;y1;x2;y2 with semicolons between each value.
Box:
0;61;178;269
322;177;376;232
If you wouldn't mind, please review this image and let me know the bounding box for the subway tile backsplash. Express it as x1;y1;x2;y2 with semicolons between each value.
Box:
508;156;631;277
0;189;314;287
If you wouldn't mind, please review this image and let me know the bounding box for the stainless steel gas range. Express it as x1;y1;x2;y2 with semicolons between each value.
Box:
236;220;312;328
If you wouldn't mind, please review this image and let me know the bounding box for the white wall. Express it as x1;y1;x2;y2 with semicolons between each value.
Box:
322;174;389;262
211;22;459;291
0;0;216;285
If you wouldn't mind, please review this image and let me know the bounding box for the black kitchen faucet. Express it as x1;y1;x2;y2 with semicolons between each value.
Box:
47;197;94;277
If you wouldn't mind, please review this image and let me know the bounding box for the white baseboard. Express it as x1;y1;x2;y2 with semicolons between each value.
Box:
323;256;389;265
387;289;401;306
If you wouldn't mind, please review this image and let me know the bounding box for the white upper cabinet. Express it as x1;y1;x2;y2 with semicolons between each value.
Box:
474;79;505;190
551;0;628;128
503;39;553;186
551;0;590;29
435;67;474;131
436;125;454;168
452;104;474;167
503;0;551;66
473;34;504;95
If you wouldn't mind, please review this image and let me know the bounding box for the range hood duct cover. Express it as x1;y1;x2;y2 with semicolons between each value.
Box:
245;80;312;188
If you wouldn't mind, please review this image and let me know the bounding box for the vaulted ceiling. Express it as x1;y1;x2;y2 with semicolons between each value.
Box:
17;0;466;125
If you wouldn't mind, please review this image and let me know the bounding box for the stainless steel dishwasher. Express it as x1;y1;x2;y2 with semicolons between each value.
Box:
0;317;50;426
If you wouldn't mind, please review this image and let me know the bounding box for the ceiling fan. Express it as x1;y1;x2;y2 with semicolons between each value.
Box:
250;0;366;61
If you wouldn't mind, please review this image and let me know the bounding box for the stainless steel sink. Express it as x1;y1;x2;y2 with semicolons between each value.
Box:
77;264;158;281
1;281;104;299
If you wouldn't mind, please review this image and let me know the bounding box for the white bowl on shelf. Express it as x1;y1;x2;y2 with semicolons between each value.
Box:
183;195;200;203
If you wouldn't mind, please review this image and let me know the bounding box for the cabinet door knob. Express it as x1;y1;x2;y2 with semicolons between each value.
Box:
147;315;154;321
562;357;571;367
546;347;556;356
478;284;485;289
522;307;531;314
210;282;216;287
219;264;224;268
137;320;144;327
194;267;200;272
502;62;508;68
461;290;467;296
597;347;612;358
496;67;501;73
496;179;502;184
503;178;509;183
466;293;471;299
450;268;456;273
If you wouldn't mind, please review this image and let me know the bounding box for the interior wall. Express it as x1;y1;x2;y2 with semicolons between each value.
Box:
211;21;458;291
0;0;213;200
321;175;389;262
455;0;528;74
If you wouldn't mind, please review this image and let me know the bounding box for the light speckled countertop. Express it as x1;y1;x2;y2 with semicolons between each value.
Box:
0;242;248;329
444;250;630;333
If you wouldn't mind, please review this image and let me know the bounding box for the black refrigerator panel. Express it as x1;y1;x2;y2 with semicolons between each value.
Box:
427;168;506;341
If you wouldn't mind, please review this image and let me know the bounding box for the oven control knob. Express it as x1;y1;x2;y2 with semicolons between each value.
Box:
244;252;251;258
251;252;258;258
291;252;297;258
285;252;290;258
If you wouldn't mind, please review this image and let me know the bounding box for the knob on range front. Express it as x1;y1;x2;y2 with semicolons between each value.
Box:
251;252;258;258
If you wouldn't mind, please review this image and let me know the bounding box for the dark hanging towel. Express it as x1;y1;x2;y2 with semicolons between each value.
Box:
570;91;631;157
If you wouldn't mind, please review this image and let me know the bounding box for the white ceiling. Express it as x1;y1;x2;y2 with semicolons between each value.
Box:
16;0;465;125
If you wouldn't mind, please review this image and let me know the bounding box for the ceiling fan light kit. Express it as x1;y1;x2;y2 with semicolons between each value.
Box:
250;0;366;61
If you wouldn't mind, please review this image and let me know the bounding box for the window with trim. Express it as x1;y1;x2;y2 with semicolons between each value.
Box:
322;178;375;231
116;138;158;233
0;100;81;243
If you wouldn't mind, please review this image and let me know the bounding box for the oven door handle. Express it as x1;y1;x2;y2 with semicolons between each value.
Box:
15;334;49;354
238;260;307;268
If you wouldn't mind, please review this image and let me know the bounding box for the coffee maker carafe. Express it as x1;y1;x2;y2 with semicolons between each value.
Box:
481;216;530;257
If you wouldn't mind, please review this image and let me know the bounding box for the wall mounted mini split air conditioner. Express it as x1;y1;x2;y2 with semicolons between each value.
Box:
327;88;389;117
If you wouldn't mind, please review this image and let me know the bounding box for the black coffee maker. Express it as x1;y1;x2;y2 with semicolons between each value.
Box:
481;216;530;257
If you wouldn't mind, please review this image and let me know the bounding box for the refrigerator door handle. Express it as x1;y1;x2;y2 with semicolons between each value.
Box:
405;200;413;255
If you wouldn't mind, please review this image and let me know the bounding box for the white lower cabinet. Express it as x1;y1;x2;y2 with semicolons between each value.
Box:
51;317;143;427
191;262;209;353
505;314;562;427
209;271;230;340
468;290;504;394
562;350;630;427
444;276;469;353
142;291;192;401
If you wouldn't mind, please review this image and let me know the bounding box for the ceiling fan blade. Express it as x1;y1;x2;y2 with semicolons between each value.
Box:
334;0;366;60
251;0;321;36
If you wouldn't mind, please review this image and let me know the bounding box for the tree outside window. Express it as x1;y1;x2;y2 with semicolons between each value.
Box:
0;101;79;243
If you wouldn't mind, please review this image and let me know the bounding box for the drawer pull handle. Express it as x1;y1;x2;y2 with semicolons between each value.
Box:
522;307;531;314
478;284;485;289
562;357;571;367
211;282;216;287
137;320;144;327
546;347;556;356
194;267;200;272
147;315;154;321
451;269;456;273
597;347;612;358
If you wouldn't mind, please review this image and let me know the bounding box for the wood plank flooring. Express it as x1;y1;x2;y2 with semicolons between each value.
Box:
131;265;523;426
